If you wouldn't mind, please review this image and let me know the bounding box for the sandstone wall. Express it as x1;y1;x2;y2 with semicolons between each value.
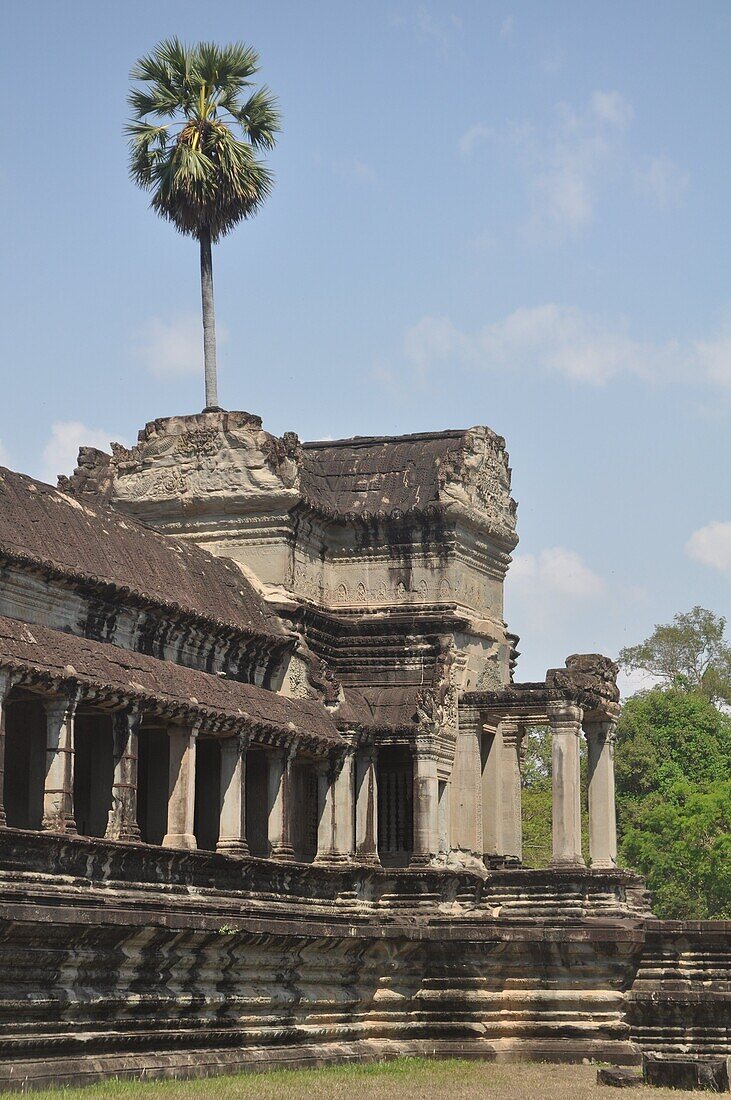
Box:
0;830;724;1089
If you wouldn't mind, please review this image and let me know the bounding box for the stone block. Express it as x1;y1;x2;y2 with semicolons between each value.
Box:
597;1066;643;1087
643;1055;731;1091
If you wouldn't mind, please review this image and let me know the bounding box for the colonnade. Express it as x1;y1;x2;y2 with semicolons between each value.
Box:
481;701;618;868
0;676;617;869
0;677;439;866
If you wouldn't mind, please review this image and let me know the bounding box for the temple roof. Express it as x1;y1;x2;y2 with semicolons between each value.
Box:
0;615;340;748
0;467;286;642
301;430;466;519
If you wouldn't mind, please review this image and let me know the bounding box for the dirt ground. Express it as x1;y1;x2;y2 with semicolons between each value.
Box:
18;1057;710;1100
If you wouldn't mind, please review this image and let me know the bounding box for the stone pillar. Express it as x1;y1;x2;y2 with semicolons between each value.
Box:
0;670;14;828
217;734;250;856
355;745;379;864
411;742;440;866
332;747;355;861
500;718;524;865
548;702;585;867
315;758;335;862
106;707;141;842
162;724;198;850
584;717;618;869
268;746;295;861
481;722;502;859
42;695;78;834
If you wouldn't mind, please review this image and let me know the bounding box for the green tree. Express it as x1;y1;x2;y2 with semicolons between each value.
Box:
619;606;731;706
621;780;731;919
613;685;731;918
127;38;279;409
614;686;731;835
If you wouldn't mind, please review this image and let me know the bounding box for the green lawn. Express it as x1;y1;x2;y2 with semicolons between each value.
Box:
19;1057;704;1099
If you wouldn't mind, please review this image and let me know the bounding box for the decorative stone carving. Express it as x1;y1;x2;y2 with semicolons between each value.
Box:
438;426;517;545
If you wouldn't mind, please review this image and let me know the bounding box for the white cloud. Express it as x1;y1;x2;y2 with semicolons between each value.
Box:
696;325;731;389
636;155;689;208
459;123;493;157
136;314;203;378
527;91;633;237
332;156;378;186
589;90;634;130
618;667;661;698
686;521;731;577
463;89;685;241
41;421;112;485
506;547;608;665
400;304;689;386
499;15;514;40
510;547;605;600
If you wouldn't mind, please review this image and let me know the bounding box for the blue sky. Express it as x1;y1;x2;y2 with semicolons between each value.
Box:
2;1;730;687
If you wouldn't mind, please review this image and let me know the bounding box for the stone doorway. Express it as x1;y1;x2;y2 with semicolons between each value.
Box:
73;713;114;838
377;746;413;866
4;697;45;830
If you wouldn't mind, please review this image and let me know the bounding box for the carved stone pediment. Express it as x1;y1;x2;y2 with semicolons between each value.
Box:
105;411;302;515
437;427;517;545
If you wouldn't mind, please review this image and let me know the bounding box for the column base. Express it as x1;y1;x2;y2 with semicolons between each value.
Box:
314;851;353;865
162;832;197;851
550;855;586;868
590;858;617;870
42;817;77;835
354;852;381;867
106;824;142;843
216;839;250;857
409;854;438;868
269;844;296;862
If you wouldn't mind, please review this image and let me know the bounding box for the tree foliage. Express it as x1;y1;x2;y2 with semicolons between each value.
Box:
613;678;731;918
127;38;279;241
619;606;731;706
621;780;731;919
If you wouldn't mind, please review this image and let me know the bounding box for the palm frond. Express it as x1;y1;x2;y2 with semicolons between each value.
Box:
127;38;279;241
236;87;280;150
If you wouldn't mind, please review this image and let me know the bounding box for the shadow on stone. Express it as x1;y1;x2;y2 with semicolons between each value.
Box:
597;1066;643;1088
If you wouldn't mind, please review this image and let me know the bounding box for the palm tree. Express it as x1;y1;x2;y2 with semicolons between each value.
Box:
127;38;279;410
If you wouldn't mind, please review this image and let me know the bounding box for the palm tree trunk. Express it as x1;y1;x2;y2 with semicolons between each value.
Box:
199;226;219;410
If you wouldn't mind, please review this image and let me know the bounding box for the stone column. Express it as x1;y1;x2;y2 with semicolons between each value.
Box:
332;747;355;861
584;717;618;869
106;707;141;842
42;695;78;834
162;724;198;850
315;757;335;862
411;742;440;866
0;670;14;828
217;733;250;856
268;746;295;861
548;702;585;867
355;745;379;864
500;718;524;865
481;722;502;860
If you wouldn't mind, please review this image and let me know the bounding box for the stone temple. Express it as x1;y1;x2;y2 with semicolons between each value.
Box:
0;408;725;1086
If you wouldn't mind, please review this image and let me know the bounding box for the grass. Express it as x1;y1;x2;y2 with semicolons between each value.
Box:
18;1057;706;1099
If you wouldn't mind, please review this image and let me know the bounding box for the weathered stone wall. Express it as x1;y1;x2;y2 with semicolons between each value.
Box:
0;829;723;1089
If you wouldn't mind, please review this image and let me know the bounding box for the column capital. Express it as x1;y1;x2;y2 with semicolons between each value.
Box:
546;700;583;730
583;715;618;743
43;693;79;724
413;734;439;761
499;717;526;746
